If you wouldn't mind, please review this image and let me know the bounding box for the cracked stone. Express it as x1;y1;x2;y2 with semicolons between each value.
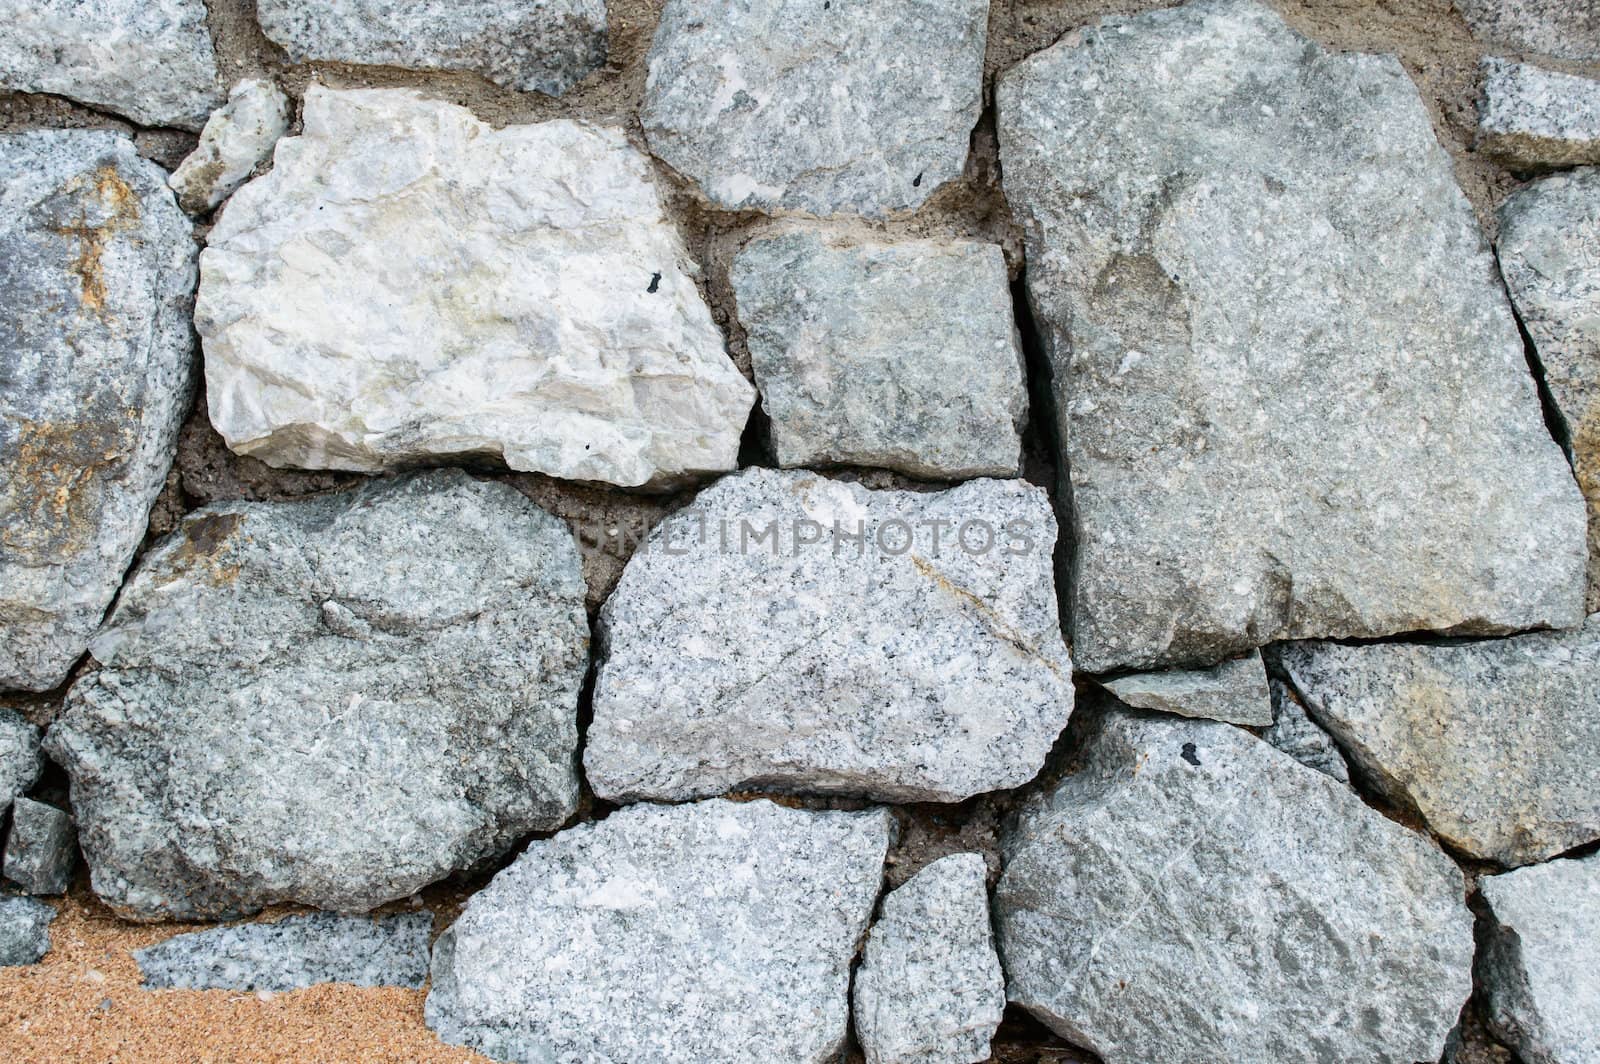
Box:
45;470;588;920
585;468;1074;804
197;86;753;488
997;0;1586;673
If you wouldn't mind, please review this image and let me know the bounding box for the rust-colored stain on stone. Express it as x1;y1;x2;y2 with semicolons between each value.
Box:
50;165;142;315
165;511;247;586
1;418;129;560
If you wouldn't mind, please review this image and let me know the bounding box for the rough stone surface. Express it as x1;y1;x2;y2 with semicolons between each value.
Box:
135;912;433;991
732;229;1027;480
996;705;1474;1064
1262;678;1350;784
1455;0;1600;62
586;468;1073;804
1478;854;1600;1064
169;79;291;214
257;0;606;97
1498;169;1600;612
1279;623;1600;867
1;130;198;692
998;0;1586;673
854;853;1004;1064
641;0;988;217
1099;650;1271;727
0;895;53;966
426;798;892;1064
45;471;588;920
0;710;43;809
1477;59;1600;169
2;798;75;895
0;0;223;130
197;86;754;488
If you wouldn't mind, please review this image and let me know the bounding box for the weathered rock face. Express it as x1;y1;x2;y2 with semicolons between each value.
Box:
0;0;223;130
996;705;1473;1064
197;86;753;488
1263;679;1350;785
1099;650;1271;727
45;471;588;920
257;0;606;97
732;230;1027;480
135;912;433;991
0;131;199;692
1478;854;1600;1064
1278;622;1600;867
1455;0;1600;61
854;853;1004;1064
169;79;292;214
997;0;1586;673
2;798;75;895
1498;169;1600;611
586;468;1073;804
0;895;53;967
1477;60;1600;169
641;0;988;217
426;798;892;1064
0;711;43;809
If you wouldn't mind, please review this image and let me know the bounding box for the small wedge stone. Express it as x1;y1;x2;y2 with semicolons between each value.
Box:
135;912;433;991
169;79;291;213
0;711;43;810
2;798;75;895
1478;59;1600;169
0;895;53;966
1099;650;1271;727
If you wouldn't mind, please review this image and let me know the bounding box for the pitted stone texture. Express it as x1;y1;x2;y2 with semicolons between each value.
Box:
169;79;292;214
135;912;432;991
586;468;1073;804
426;798;892;1064
0;710;42;809
1455;0;1600;62
998;0;1586;674
996;706;1473;1064
1498;170;1600;611
1263;678;1350;784
0;0;223;130
257;0;605;97
1100;650;1271;727
732;230;1026;480
1;131;198;692
2;798;75;895
0;895;53;966
1478;60;1600;169
1279;621;1600;867
197;87;753;488
641;0;987;218
1479;854;1600;1064
854;853;1004;1064
45;471;588;920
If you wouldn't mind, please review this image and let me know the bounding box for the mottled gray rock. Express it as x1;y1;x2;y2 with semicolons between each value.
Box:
169;79;292;214
854;853;1004;1064
1478;854;1600;1064
1099;650;1271;727
45;471;588;920
0;895;53;966
198;87;753;488
998;0;1586;673
1279;622;1600;867
641;0;988;217
135;912;432;991
996;705;1474;1064
732;229;1027;480
1262;678;1350;784
1455;0;1600;62
427;798;892;1064
0;710;42;809
0;0;223;129
2;798;75;895
586;468;1073;804
1;130;198;692
1498;169;1600;612
1478;59;1600;169
257;0;606;97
